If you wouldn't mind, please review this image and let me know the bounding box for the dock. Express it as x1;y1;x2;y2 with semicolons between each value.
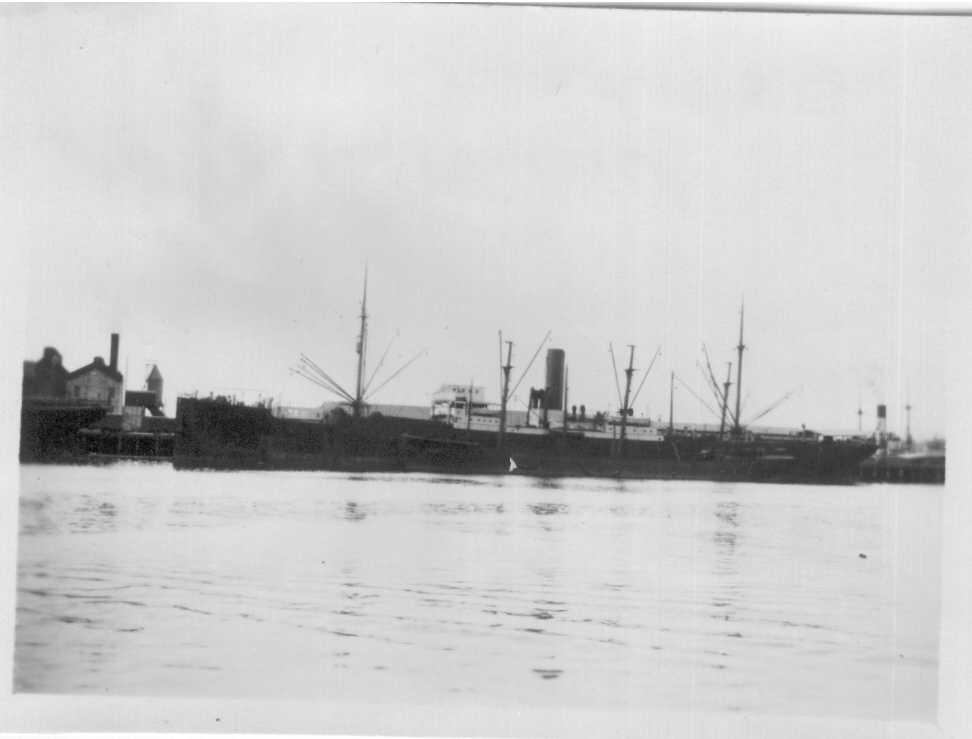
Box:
860;453;945;484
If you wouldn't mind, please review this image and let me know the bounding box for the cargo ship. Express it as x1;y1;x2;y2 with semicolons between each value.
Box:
174;385;875;482
173;280;877;483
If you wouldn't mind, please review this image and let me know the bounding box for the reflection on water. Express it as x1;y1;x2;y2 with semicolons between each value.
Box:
14;464;941;720
343;501;367;521
707;498;742;682
528;503;567;516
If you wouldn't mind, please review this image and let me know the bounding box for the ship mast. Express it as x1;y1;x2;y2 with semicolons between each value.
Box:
619;345;635;454
668;370;674;434
905;400;913;450
719;361;733;440
733;300;745;437
498;339;513;449
563;365;569;431
353;268;368;418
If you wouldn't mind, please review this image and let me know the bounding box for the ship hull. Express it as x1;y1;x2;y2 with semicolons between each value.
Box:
174;398;875;484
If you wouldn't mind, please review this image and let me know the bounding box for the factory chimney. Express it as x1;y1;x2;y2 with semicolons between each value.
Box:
110;333;119;372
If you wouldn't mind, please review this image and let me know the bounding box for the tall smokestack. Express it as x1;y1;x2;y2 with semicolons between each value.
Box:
110;333;119;371
544;349;565;411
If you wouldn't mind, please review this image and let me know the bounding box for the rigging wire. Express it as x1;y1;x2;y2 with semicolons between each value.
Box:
746;386;801;426
509;329;551;401
293;364;351;401
696;360;726;411
363;330;399;396
701;344;726;405
674;373;721;421
290;367;353;403
630;345;662;408
366;349;428;400
294;359;354;402
298;354;354;401
608;343;623;410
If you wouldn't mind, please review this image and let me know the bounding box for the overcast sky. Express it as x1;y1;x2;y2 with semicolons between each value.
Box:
3;4;969;439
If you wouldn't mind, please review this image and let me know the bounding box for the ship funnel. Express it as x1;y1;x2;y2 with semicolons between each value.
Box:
545;349;565;411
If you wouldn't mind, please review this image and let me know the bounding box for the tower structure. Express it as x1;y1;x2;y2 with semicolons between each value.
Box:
146;364;164;408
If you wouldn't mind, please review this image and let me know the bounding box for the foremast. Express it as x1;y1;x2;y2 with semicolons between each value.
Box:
353;268;368;418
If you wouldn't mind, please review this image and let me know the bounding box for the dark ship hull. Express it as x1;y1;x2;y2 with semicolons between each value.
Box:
174;398;876;484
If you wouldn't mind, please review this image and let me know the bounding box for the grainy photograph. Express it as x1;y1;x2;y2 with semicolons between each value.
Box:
3;2;967;735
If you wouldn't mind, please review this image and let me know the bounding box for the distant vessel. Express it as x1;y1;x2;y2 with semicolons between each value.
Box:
174;278;877;483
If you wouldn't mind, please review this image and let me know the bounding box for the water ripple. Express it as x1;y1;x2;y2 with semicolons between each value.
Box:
13;465;941;720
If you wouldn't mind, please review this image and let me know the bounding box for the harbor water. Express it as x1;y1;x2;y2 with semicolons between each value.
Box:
15;463;941;720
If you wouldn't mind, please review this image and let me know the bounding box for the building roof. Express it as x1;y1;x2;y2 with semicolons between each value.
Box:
147;364;163;381
67;356;122;383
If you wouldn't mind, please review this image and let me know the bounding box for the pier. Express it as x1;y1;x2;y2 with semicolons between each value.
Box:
77;413;176;461
860;454;945;484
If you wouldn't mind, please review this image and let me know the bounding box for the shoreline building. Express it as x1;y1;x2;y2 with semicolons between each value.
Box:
20;334;123;462
65;333;124;414
80;363;176;459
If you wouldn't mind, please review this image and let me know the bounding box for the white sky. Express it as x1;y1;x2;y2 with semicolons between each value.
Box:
3;4;969;439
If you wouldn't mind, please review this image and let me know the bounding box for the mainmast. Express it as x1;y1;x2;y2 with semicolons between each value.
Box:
353;268;368;417
295;267;423;414
733;300;745;436
498;339;513;449
619;345;635;454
